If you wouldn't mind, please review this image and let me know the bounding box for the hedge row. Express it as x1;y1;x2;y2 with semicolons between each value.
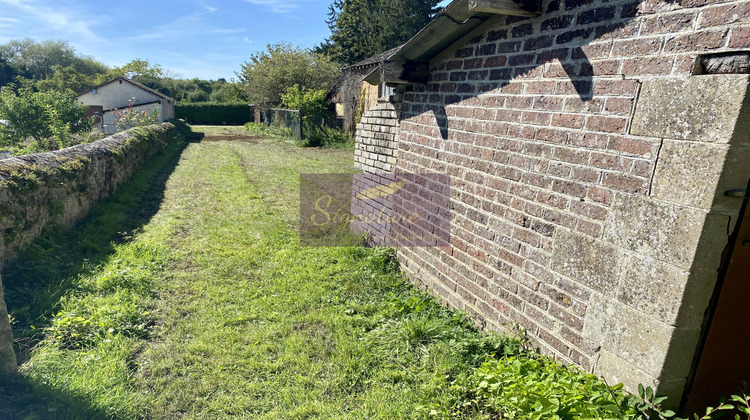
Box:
175;103;252;125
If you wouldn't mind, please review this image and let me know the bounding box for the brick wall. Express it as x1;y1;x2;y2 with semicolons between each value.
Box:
354;0;750;407
353;101;401;245
354;101;400;174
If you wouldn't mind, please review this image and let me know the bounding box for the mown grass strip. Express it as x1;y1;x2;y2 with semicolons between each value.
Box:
1;128;679;419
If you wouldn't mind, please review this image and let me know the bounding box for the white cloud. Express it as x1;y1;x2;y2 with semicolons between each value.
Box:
0;0;101;41
243;37;253;43
242;0;308;14
116;8;245;43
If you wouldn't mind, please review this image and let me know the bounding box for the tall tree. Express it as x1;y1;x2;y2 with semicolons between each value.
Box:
320;0;440;65
0;39;107;80
238;43;339;107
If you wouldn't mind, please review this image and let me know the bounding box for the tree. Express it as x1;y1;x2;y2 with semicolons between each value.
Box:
0;58;16;88
0;38;108;80
0;85;93;151
209;80;250;103
281;85;332;125
35;65;96;94
238;43;340;108
320;0;440;65
94;59;166;85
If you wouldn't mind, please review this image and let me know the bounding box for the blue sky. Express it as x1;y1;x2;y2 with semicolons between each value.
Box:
0;0;336;80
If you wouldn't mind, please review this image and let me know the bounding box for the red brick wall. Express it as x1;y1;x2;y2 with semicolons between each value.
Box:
354;0;750;404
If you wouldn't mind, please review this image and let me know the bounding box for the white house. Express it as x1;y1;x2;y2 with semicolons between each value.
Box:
77;77;175;134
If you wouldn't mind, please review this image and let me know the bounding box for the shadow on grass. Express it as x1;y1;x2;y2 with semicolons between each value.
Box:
0;373;113;419
0;132;193;418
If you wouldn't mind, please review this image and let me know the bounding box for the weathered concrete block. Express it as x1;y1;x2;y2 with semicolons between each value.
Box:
651;140;729;209
550;229;623;295
711;145;750;217
585;293;702;391
617;255;690;325
675;269;721;329
594;352;686;410
631;75;750;143
595;350;658;393
604;194;706;268
584;293;674;378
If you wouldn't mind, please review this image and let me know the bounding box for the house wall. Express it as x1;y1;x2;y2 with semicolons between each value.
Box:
101;102;166;134
354;0;750;407
337;67;382;135
78;80;163;110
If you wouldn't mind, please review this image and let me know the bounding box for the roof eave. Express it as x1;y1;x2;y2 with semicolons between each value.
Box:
381;0;542;84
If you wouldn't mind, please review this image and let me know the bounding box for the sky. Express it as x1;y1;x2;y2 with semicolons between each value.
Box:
0;0;336;80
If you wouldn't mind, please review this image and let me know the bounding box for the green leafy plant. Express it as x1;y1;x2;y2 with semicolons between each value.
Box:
685;391;750;420
0;84;93;152
281;85;350;147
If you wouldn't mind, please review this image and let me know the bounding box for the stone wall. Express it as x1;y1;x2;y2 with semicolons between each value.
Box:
354;0;750;407
0;122;187;373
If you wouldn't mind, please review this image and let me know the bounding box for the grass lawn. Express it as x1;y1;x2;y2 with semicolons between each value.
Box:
0;126;680;419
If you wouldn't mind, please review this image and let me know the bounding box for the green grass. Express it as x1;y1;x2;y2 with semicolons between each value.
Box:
0;128;682;419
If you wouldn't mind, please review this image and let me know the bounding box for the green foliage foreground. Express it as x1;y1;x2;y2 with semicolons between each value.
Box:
0;131;746;419
0;85;92;152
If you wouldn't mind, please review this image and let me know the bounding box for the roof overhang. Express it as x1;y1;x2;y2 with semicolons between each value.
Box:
370;0;541;85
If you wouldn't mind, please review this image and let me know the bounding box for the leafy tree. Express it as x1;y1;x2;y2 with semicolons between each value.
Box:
209;80;250;103
35;65;96;94
0;57;17;88
0;85;93;151
281;85;332;125
0;39;107;80
238;43;339;108
94;59;166;85
319;0;440;65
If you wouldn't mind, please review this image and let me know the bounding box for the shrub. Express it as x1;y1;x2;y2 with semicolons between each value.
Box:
0;85;93;151
280;85;350;147
302;124;352;147
175;103;252;125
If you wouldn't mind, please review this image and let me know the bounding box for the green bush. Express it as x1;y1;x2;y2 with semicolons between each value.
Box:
280;85;350;147
302;124;352;148
0;85;93;152
175;102;252;125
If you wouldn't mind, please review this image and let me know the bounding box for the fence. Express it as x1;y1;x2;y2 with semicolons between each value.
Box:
262;108;302;140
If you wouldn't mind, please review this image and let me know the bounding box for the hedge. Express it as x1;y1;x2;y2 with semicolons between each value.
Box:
175;103;252;125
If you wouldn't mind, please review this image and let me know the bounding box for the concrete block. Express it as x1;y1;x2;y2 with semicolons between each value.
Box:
604;194;707;268
551;229;623;296
617;255;690;325
675;268;720;329
584;293;674;378
631;75;750;144
594;353;686;410
595;350;658;394
711;145;750;216
651;140;729;209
